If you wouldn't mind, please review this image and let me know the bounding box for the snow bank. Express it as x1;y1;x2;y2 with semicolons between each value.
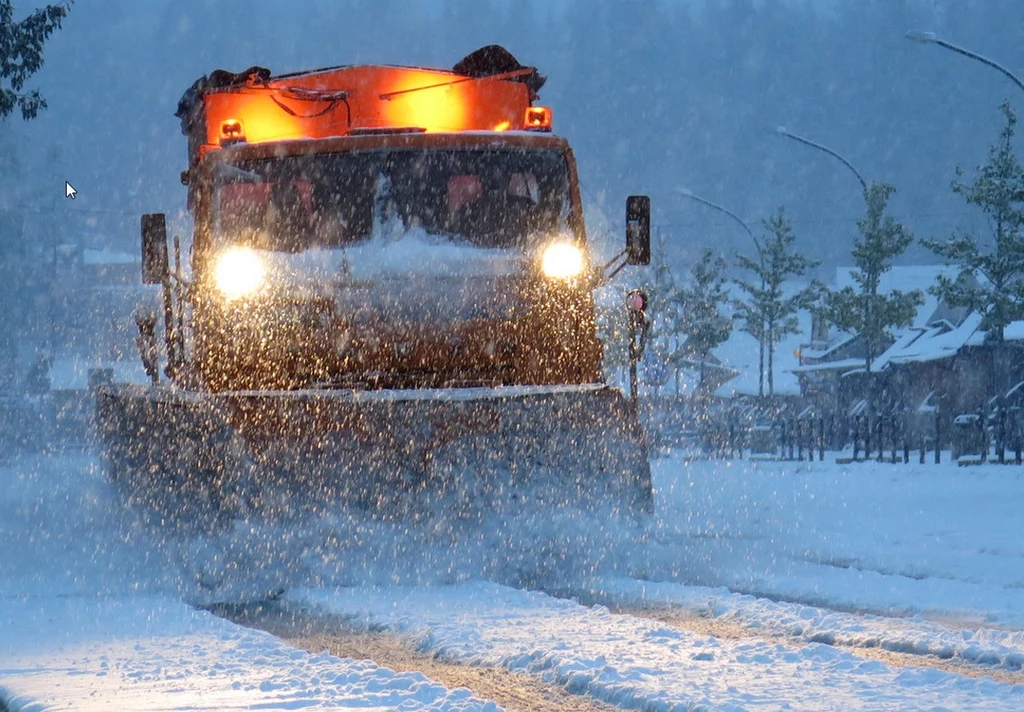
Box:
0;595;498;712
296;581;1024;711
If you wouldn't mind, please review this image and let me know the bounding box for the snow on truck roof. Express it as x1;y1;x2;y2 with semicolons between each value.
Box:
176;46;552;167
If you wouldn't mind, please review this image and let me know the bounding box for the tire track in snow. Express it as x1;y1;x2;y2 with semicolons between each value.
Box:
607;603;1024;685
293;581;1024;710
553;583;1024;685
211;601;620;712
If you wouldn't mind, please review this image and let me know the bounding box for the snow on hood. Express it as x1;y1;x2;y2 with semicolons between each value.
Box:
258;223;526;289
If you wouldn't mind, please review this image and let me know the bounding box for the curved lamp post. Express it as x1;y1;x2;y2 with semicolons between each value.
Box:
905;30;1024;95
906;30;1022;431
775;127;868;194
674;186;766;399
774;128;884;431
674;188;763;253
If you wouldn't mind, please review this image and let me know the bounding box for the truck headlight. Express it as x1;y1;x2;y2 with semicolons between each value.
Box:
541;242;584;279
214;246;265;300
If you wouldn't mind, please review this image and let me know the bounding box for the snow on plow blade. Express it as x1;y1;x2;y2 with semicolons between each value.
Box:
95;383;652;525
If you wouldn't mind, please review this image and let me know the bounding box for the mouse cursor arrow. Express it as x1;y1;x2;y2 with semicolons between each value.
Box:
65;182;76;199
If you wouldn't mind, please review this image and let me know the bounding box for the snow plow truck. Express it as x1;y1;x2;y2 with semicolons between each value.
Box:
95;46;653;525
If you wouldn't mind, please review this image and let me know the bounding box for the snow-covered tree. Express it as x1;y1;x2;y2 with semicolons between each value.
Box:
645;236;684;392
670;247;731;392
734;206;821;398
923;101;1024;351
826;182;923;412
0;1;71;120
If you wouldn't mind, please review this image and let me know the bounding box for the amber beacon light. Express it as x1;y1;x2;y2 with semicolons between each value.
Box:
524;106;552;131
219;119;244;145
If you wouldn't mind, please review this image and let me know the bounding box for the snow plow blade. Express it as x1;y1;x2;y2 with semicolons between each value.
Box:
95;383;652;524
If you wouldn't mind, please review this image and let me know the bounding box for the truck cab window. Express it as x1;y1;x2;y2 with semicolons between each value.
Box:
213;148;572;252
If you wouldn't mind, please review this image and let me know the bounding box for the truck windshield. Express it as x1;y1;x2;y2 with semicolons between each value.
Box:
212;148;572;252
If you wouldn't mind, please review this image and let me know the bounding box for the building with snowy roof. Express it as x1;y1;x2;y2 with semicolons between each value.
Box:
795;265;1024;428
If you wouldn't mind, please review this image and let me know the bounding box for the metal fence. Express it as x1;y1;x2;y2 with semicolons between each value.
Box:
647;399;1024;465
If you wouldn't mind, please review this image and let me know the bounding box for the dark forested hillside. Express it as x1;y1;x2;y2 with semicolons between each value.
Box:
2;0;1021;275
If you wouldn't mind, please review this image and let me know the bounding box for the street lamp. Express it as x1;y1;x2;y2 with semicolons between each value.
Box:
674;188;763;253
674;186;766;399
774;128;885;436
775;127;868;194
905;30;1024;96
906;30;1023;435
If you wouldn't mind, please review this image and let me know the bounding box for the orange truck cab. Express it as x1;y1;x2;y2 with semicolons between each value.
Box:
150;45;650;392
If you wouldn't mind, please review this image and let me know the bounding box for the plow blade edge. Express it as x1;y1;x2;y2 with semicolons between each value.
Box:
95;384;652;523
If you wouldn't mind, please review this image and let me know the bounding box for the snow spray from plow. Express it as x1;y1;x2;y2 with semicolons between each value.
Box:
96;382;651;523
97;382;653;601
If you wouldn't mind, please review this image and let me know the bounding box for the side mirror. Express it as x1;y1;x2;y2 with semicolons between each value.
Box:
141;213;169;285
625;195;651;265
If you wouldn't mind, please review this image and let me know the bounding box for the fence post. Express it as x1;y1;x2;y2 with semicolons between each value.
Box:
903;416;910;464
1012;410;1021;465
798;420;806;465
851;418;858;460
919;432;925;464
878;417;884;462
865;414;872;461
891;416;898;463
979;414;988;462
797;420;804;461
998;406;1006;464
818;417;825;461
875;418;884;462
934;411;941;464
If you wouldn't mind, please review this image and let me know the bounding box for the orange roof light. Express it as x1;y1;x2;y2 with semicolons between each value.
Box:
524;106;552;131
493;119;512;132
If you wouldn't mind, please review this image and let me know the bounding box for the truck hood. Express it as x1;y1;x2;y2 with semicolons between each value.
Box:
259;235;526;283
255;236;531;323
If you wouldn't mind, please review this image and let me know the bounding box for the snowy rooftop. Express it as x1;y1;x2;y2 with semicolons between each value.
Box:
834;264;959;330
799;265;995;377
884;312;985;367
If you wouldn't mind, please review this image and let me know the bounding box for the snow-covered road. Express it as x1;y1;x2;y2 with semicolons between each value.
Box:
574;577;1024;679
0;595;498;712
294;581;1024;711
2;447;1023;709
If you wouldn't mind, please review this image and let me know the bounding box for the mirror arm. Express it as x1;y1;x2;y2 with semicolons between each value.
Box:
598;248;630;285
